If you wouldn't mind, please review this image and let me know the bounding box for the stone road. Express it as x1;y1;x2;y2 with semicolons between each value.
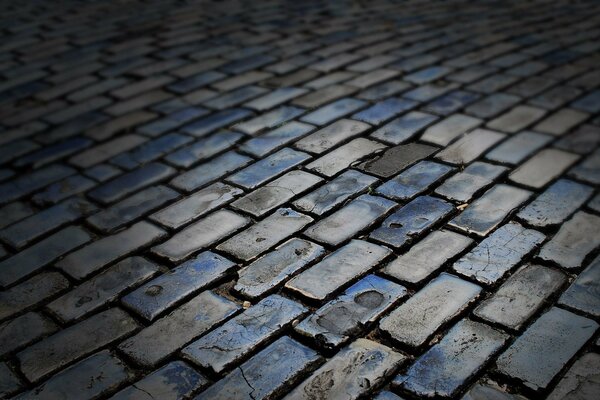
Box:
0;0;599;399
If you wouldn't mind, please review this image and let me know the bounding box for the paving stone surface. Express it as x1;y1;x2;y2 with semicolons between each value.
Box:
1;1;599;399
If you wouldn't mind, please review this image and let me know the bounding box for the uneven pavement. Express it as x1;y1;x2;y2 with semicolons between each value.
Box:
1;0;600;399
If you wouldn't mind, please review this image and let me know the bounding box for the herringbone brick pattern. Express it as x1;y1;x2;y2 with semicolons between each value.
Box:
0;0;599;399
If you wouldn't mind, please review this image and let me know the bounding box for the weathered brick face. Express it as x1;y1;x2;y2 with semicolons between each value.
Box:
0;0;599;399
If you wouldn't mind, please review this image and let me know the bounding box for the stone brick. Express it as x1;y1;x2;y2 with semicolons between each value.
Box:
547;353;600;400
110;133;194;167
17;308;138;382
294;118;370;154
371;111;438;145
453;222;545;285
509;148;580;189
0;362;21;398
435;128;506;165
285;339;406;400
534;108;589;136
569;147;600;185
449;184;531;236
496;307;598;391
235;106;304;135
165;131;243;168
486;131;553;165
465;92;521;119
0;164;75;204
47;257;160;322
111;361;209;400
196;336;321;400
475;264;566;329
370;195;453;248
435;162;507;203
558;254;600;317
360;142;438;178
69;134;147;168
285;239;391;301
380;273;481;348
394;319;507;398
384;230;473;284
294;170;378;215
0;312;58;356
487;105;547;133
307;138;387;177
377;160;453;201
352;97;416;125
421;114;482;146
218;208;313;261
462;381;528;400
183;108;252;137
296;275;407;349
304;194;396;245
538;211;600;269
300;98;366;126
152;210;248;262
119;291;239;367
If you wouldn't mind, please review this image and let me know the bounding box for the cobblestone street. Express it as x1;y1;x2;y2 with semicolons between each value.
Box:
1;0;600;398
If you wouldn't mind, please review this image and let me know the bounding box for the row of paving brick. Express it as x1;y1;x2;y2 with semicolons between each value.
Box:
0;0;599;399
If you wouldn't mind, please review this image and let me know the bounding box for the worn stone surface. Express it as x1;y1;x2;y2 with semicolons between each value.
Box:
435;162;508;203
559;254;600;317
182;295;306;373
461;381;529;400
196;336;321;400
377;161;453;201
394;319;508;398
296;275;407;349
285;339;406;400
509;148;580;189
449;184;532;236
435;128;506;165
294;118;370;154
421;114;482;146
547;353;600;400
235;238;325;299
496;307;598;391
286;239;391;301
486;131;553;165
474;264;566;329
0;312;57;357
384;230;473;284
538;211;600;269
359;143;438;178
380;273;481;348
453;223;545;285
307;138;387;177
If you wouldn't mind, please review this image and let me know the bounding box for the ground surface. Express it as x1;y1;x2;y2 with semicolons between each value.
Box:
0;0;599;399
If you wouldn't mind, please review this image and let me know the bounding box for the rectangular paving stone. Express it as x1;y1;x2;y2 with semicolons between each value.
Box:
475;264;566;330
294;170;378;215
137;107;208;136
359;142;438;178
465;92;521;119
509;148;580;189
485;130;553;165
370;195;454;248
304;194;396;245
165;131;243;168
300;98;366;126
0;164;75;204
538;211;600;269
245;87;308;111
69;134;148;168
448;184;532;236
86;185;178;232
196;336;321;400
285;239;391;301
0;312;57;356
232;170;322;217
292;84;357;108
206;86;268;110
170;151;252;192
371;111;438;145
569;147;600;185
435;161;508;203
168;70;225;93
453;222;545;285
296;275;407;349
217;208;313;261
285;339;406;400
14;350;133;400
235;238;325;299
487;105;547;133
352;97;417;125
294;118;370;154
110;133;194;168
421;114;482;146
435;128;506;165
57;221;166;280
119;291;239;367
88;162;176;204
383;230;473;284
150;182;242;229
0;197;96;249
571;89;600;113
0;202;34;230
555;124;600;155
17;308;138;382
240;121;314;157
32;175;96;205
227;148;311;189
152;210;248;262
182;295;306;373
533;108;589;136
183;108;253;137
234;106;304;135
123;251;236;321
425;90;480;116
1;272;69;323
496;307;598;391
546;353;600;400
393;319;508;398
517;179;593;228
0;362;21;398
307;138;387;177
0;226;90;287
111;361;209;400
47;257;160;323
377;161;453;201
380;273;481;348
461;380;529;400
559;254;600;317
